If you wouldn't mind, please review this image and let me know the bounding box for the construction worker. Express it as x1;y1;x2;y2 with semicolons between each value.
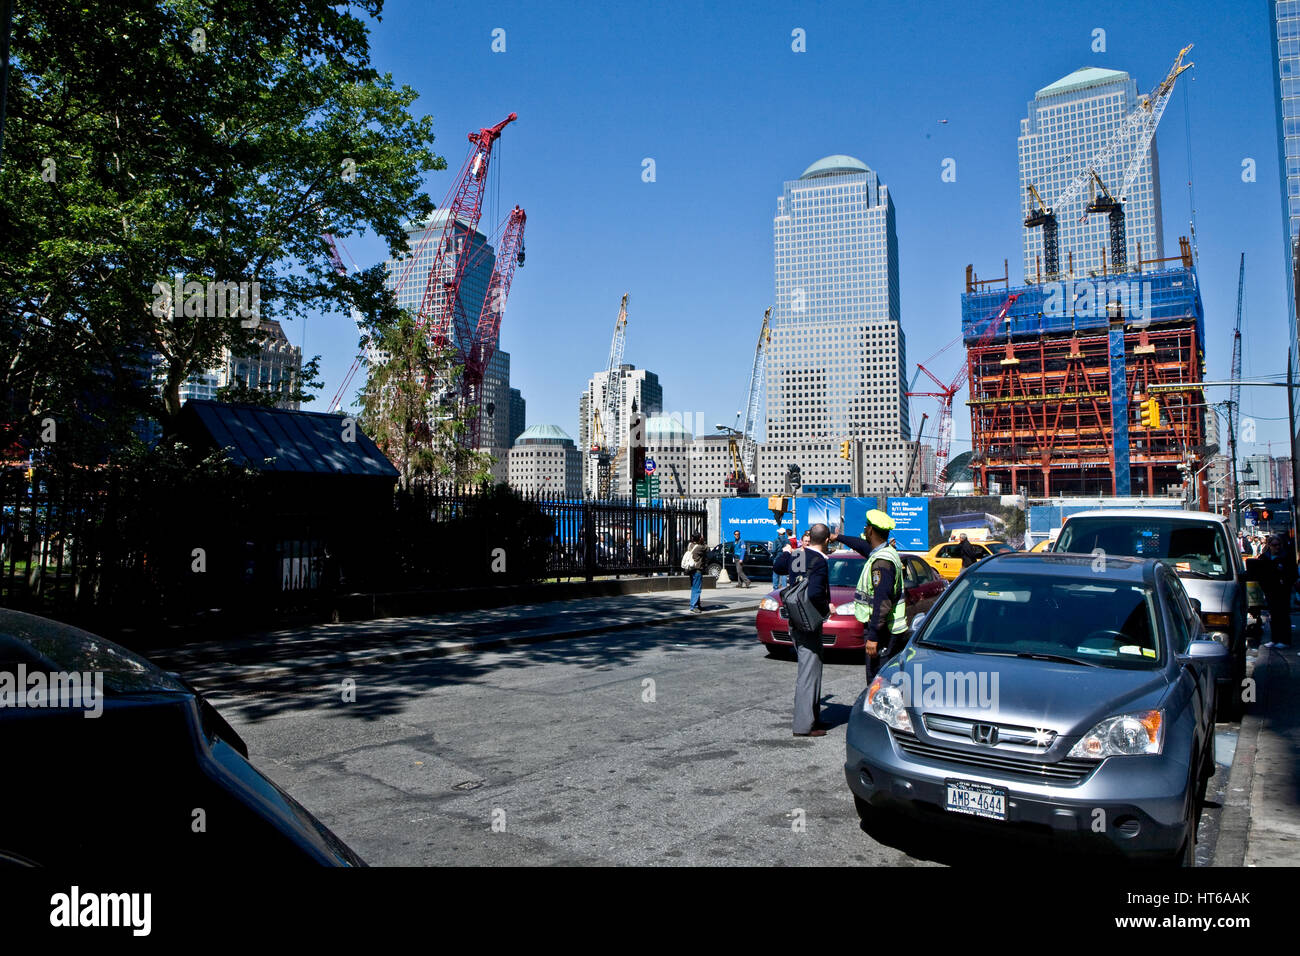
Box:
830;509;908;681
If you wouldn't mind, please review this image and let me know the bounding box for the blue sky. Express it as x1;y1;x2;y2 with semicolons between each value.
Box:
303;0;1294;460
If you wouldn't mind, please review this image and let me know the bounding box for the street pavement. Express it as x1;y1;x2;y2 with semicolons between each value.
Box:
176;581;1250;867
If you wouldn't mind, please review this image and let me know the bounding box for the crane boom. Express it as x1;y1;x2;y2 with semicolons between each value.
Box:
463;205;527;448
600;294;629;455
738;307;772;481
1228;253;1245;516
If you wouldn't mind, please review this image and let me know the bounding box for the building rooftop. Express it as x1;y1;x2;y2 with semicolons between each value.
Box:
645;416;694;441
799;155;871;180
1036;66;1130;99
514;423;574;446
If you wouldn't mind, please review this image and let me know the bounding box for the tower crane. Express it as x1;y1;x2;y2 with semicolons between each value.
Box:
1227;253;1245;523
463;205;526;448
590;294;629;498
726;307;771;493
907;292;1020;482
1024;45;1193;279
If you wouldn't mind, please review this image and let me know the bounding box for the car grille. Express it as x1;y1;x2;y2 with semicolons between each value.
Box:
892;731;1097;784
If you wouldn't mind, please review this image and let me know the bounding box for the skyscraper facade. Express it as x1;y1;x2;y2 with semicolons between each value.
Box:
762;155;912;495
1019;66;1164;281
1269;1;1300;499
578;365;663;496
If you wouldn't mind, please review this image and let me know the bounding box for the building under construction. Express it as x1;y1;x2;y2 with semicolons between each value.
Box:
962;238;1206;498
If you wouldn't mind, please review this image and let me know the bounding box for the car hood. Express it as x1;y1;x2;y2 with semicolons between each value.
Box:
889;644;1171;736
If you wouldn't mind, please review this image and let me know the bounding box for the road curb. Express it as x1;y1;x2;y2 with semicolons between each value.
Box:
1212;707;1261;867
184;601;756;687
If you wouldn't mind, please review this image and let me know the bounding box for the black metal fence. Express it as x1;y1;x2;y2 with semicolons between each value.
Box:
0;466;708;626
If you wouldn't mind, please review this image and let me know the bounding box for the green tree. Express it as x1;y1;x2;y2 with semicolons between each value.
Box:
1;0;442;458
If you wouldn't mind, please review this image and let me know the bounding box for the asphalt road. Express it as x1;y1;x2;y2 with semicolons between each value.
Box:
206;614;1234;866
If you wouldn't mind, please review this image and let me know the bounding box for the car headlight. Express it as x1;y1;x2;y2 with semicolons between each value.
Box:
1067;710;1164;759
759;597;780;611
830;603;856;616
865;676;912;733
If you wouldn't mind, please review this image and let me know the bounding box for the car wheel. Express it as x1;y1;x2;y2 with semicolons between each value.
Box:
707;563;722;577
1163;756;1200;867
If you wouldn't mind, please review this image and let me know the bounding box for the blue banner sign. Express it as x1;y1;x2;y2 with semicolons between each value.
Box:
886;497;929;551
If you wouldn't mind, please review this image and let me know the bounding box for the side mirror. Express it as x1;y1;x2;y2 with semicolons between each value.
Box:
1185;639;1229;662
1188;597;1202;616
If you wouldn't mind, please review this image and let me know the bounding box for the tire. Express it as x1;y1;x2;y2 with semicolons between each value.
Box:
765;644;795;660
707;563;723;577
853;794;875;823
1164;754;1200;867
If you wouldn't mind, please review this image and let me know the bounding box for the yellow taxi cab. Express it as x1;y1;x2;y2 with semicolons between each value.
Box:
923;535;1015;580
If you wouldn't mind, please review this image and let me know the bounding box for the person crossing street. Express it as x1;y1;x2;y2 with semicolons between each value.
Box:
730;530;752;588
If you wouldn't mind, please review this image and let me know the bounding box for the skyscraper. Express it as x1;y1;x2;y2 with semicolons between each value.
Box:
1019;66;1164;281
578;365;663;496
1269;1;1300;501
762;155;912;495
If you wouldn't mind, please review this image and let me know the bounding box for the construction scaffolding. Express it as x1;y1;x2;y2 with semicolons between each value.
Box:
961;241;1206;498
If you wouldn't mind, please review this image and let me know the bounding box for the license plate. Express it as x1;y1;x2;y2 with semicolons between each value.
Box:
945;780;1007;821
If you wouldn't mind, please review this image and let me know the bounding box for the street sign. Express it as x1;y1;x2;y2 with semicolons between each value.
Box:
635;476;660;498
645;458;656;475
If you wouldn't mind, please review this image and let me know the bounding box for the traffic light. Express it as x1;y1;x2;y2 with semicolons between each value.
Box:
1139;398;1161;429
787;463;802;493
839;439;852;461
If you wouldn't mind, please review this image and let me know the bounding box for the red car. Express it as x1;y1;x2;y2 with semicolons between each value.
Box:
756;550;948;653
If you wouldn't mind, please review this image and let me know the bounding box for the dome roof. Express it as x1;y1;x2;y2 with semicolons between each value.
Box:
799;155;871;180
1036;66;1128;99
514;424;574;446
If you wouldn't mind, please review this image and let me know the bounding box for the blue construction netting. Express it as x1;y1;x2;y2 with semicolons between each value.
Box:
961;266;1204;347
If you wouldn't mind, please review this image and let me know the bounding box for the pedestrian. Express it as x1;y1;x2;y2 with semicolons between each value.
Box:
772;523;833;737
956;532;984;568
1260;534;1296;648
730;530;752;588
687;531;708;613
830;510;909;682
772;527;789;589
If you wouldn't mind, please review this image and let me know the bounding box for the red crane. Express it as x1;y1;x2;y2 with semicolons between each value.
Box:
907;292;1019;481
463;205;526;447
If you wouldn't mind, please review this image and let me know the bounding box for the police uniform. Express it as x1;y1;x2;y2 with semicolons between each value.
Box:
838;510;910;681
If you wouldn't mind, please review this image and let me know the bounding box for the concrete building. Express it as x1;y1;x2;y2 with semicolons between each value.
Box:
172;318;303;410
642;415;694;498
688;434;737;497
578;365;663;496
1019;65;1164;282
1245;454;1275;498
763;154;911;495
1270;2;1300;503
508;424;583;498
508;388;526;446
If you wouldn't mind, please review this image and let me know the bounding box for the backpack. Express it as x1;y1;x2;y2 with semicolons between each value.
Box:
681;546;697;571
781;572;826;632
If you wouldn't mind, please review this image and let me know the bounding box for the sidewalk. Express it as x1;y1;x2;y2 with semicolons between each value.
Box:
1216;609;1300;866
149;582;766;682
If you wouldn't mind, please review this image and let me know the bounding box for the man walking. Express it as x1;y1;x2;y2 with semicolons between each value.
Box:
730;530;752;588
830;510;909;682
772;523;832;737
1260;534;1296;649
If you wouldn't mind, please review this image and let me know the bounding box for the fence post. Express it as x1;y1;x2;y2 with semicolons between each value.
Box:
583;500;595;582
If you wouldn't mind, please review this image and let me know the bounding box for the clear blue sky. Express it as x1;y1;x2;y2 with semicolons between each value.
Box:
302;0;1294;461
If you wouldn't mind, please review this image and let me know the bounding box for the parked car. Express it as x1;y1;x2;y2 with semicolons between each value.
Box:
1052;509;1246;717
845;551;1223;865
756;550;947;652
0;608;365;866
705;539;775;580
924;539;1015;580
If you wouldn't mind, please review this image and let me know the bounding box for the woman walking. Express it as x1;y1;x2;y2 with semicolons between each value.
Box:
687;531;708;613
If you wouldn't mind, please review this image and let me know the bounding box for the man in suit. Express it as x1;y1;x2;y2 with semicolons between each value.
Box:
773;523;832;737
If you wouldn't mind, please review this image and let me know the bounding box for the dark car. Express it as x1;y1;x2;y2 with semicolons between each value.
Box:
0;608;364;866
845;552;1224;864
705;539;775;580
756;550;947;651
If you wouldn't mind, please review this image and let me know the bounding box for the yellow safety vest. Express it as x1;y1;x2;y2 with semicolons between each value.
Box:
853;545;908;634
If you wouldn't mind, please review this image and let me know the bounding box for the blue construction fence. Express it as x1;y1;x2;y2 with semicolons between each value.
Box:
961;266;1204;347
719;495;1026;552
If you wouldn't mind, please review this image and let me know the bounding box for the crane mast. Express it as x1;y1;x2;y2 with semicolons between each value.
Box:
590;294;629;498
1228;253;1244;520
731;307;772;491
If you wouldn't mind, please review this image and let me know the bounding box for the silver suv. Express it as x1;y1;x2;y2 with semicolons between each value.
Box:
1053;510;1245;716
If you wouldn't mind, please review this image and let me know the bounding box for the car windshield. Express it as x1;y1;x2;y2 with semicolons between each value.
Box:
828;558;868;588
986;543;1013;554
916;571;1162;667
1055;517;1232;581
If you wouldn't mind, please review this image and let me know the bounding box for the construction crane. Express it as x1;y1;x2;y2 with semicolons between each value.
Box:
907;292;1020;481
726;307;772;493
590;294;629;498
324;234;372;412
1227;253;1245;525
1024;45;1193;280
463;205;526;448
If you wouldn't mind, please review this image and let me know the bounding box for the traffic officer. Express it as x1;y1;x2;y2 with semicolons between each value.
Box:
830;509;909;681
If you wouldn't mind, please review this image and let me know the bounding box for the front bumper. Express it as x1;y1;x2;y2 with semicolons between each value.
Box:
844;706;1191;857
756;610;864;649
